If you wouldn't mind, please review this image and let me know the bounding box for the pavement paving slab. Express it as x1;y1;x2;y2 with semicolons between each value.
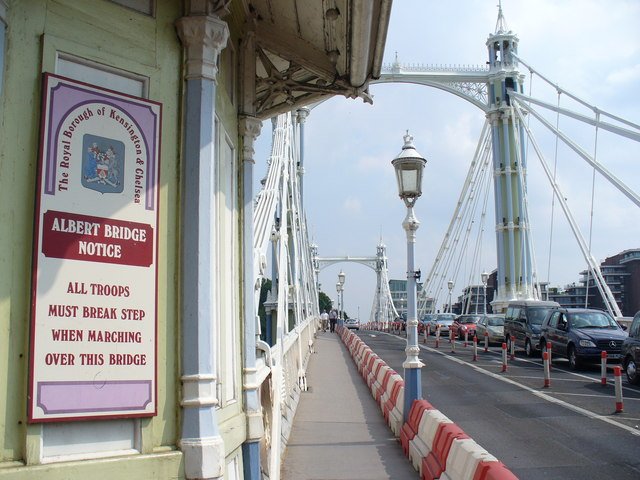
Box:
281;331;418;480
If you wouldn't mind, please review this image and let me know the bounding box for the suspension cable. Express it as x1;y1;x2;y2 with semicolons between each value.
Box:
513;102;622;317
585;111;600;308
511;95;640;208
512;53;640;132
546;90;561;284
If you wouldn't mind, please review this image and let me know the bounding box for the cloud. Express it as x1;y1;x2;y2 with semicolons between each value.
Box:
343;196;362;215
606;64;640;87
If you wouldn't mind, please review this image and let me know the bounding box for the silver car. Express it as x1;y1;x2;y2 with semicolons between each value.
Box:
344;318;360;330
433;313;456;335
475;314;505;344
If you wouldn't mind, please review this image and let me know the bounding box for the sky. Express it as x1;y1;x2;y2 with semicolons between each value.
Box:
254;0;640;320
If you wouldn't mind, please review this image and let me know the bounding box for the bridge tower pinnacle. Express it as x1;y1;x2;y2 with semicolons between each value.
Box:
485;5;535;309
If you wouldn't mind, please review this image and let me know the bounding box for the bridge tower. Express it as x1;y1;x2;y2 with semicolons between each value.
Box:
377;4;537;312
485;5;534;310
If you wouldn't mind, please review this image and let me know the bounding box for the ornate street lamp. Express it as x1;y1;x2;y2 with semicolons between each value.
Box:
336;271;346;327
481;272;489;314
447;280;454;314
392;131;426;422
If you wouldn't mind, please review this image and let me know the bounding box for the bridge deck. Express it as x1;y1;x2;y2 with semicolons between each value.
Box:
281;331;417;479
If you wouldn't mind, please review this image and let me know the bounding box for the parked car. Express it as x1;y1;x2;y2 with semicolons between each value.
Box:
475;314;505;344
451;314;482;340
432;313;456;335
540;308;627;370
419;313;438;334
344;318;360;330
504;300;560;357
622;311;640;384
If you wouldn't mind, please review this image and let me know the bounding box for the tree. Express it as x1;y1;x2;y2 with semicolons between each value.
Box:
318;291;332;314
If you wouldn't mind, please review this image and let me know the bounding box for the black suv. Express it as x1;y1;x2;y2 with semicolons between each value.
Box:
540;308;627;370
504;300;560;357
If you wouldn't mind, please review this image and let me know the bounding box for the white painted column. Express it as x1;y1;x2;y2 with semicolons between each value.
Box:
176;13;229;480
239;115;263;480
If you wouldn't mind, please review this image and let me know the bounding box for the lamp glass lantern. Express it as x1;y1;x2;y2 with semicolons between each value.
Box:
392;132;427;206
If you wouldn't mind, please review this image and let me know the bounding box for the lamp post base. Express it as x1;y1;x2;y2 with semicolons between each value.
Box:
403;366;422;422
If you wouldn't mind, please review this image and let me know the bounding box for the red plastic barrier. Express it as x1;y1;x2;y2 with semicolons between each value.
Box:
383;380;404;422
364;354;378;380
376;369;395;403
473;461;519;480
399;399;435;456
368;359;385;388
359;350;373;375
421;423;469;480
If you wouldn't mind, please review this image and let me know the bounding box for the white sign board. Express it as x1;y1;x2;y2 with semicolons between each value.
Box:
29;74;161;422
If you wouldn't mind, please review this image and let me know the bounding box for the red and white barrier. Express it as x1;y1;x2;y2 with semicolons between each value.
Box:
501;343;507;372
338;329;519;480
614;366;624;413
374;368;396;404
370;363;387;398
546;341;552;370
367;358;384;389
600;351;607;386
421;422;470;480
472;460;519;480
379;374;403;411
408;409;452;473
435;326;441;348
484;331;489;352
509;340;515;360
440;438;498;480
399;399;435;456
543;351;550;388
473;336;478;362
388;387;405;436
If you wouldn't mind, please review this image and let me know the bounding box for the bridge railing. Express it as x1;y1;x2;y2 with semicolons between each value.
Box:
380;62;489;74
262;314;318;479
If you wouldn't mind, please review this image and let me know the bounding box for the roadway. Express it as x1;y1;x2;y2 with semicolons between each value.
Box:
356;330;640;479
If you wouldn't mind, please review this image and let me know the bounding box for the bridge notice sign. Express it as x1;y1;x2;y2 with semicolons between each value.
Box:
28;74;161;422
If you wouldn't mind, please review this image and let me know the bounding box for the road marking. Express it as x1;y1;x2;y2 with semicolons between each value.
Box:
550;391;640;401
505;375;599;383
415;338;640;437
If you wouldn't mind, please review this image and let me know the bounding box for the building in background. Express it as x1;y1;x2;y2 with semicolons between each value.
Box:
549;248;640;316
389;279;424;319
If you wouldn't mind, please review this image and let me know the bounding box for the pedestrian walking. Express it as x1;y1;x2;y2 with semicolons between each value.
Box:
320;310;329;332
329;308;338;332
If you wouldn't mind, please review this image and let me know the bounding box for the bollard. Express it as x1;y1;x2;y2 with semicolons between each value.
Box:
546;341;552;370
614;366;624;413
473;336;478;362
449;328;453;344
600;351;607;386
464;330;469;348
509;339;515;360
435;326;440;349
501;342;508;372
543;351;551;388
484;331;489;352
451;331;456;354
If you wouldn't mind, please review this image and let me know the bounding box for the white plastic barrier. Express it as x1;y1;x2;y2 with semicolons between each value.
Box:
371;364;391;400
408;409;453;474
379;373;403;410
388;387;404;435
440;438;498;480
367;358;385;390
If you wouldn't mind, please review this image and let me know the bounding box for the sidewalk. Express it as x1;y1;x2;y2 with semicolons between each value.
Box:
281;330;417;480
